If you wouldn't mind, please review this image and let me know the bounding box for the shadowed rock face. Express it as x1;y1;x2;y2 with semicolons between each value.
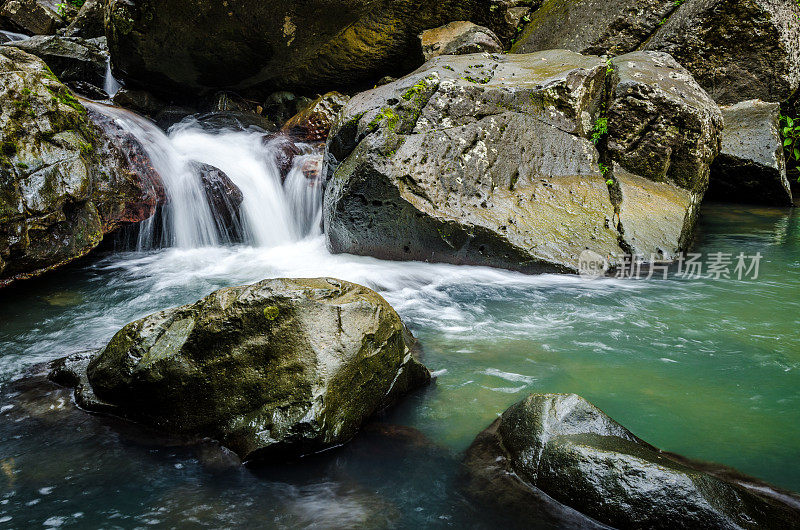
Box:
53;278;431;462
0;48;161;287
463;393;800;529
104;0;532;96
708;100;793;206
323;50;722;273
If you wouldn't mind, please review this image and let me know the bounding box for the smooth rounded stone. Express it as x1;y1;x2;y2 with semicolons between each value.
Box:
3;35;109;88
644;0;800;105
112;88;167;117
420;21;503;61
54;278;431;462
281;92;351;143
708;100;793;206
463;393;800;529
104;0;530;95
62;0;105;39
0;0;62;35
0;48;159;287
511;0;679;56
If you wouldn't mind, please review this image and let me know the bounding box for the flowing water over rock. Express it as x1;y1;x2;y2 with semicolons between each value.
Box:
0;104;798;526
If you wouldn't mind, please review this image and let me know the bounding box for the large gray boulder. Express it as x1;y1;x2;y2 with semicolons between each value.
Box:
606;51;723;258
708;100;793;206
463;393;800;529
52;277;431;462
0;48;162;287
3;35;108;88
323;50;722;272
512;0;800;105
511;0;679;57
324;50;617;273
105;0;533;95
645;0;800;105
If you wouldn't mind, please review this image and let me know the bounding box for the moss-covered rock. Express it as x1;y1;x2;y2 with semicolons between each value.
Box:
463;393;800;528
103;0;535;95
0;48;163;287
54;277;431;462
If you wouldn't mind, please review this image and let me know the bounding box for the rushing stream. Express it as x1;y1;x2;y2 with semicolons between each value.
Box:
0;110;798;527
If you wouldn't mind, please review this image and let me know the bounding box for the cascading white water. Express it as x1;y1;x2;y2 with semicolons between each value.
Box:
82;102;322;250
0;30;29;42
103;59;121;97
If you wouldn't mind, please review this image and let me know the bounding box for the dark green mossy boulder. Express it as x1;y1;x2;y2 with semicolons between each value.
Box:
55;278;431;462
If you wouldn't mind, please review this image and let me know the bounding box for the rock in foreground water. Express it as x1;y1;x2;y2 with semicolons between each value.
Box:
463;393;800;529
56;278;431;462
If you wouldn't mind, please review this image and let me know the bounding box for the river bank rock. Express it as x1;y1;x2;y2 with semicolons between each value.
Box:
323;50;722;272
606;52;722;257
63;0;104;39
463;393;800;528
0;48;161;287
513;0;800;106
0;0;62;36
511;0;679;57
644;0;800;105
104;0;532;96
420;21;503;61
708;100;793;206
4;35;109;89
54;278;431;462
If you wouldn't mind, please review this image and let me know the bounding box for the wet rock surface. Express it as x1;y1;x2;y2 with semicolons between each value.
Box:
0;48;160;287
193;161;244;241
708;100;793;206
53;278;431;462
463;393;800;529
281;92;350;144
323;50;722;272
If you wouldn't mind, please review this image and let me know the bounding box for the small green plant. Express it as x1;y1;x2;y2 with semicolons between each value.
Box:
599;163;611;176
779;114;800;182
592;117;608;144
605;58;614;75
56;0;85;17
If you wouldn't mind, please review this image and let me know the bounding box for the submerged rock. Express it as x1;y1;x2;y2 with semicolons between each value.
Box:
420;21;503;61
4;35;109;90
54;278;431;462
463;393;800;529
323;50;721;272
0;48;159;287
708;100;793;206
104;0;531;95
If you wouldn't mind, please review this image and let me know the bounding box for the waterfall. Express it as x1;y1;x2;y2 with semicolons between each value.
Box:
103;59;121;97
0;30;29;42
82;101;322;250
